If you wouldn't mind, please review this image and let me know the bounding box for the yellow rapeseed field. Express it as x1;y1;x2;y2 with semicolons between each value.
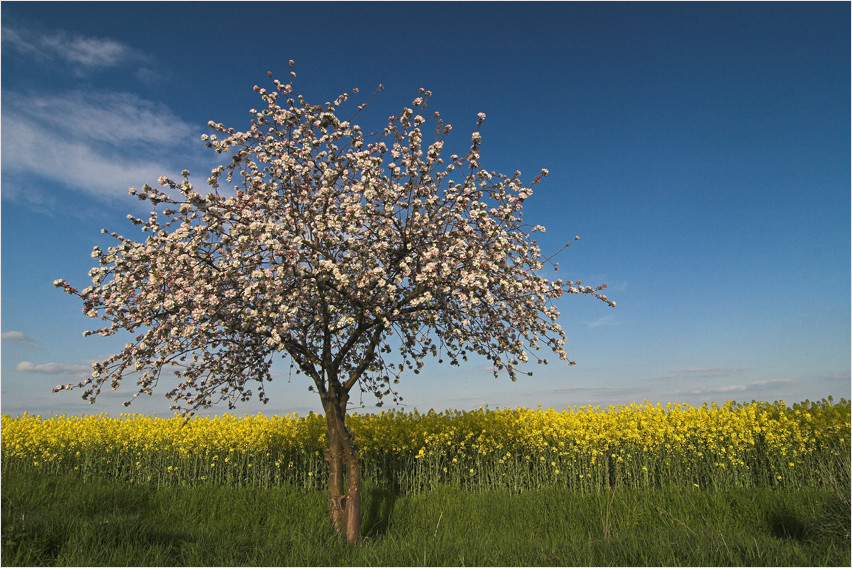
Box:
2;398;848;492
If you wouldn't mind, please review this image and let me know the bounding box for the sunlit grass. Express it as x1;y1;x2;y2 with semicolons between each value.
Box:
2;470;849;566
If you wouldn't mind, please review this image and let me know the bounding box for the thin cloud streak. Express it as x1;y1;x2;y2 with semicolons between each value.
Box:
2;25;205;204
675;378;793;396
2;24;146;71
2;113;175;201
652;368;746;381
7;91;195;147
583;313;623;329
16;361;90;375
2;331;39;348
2;91;204;203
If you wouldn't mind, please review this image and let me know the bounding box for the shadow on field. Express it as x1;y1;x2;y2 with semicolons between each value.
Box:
1;474;196;566
363;487;399;538
768;508;809;541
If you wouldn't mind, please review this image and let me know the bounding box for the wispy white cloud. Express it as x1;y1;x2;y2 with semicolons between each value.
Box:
675;378;792;396
583;313;623;329
816;372;851;382
16;361;90;375
9;91;195;147
2;90;203;203
1;22;214;206
549;384;648;403
2;24;146;72
653;368;746;381
2;331;39;348
675;368;741;378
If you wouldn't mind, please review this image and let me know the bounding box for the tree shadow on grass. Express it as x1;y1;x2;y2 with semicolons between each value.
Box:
768;508;810;541
362;486;399;539
2;477;194;567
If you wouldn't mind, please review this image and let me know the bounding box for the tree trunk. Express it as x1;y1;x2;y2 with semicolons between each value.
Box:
325;427;346;534
342;440;361;545
322;391;362;545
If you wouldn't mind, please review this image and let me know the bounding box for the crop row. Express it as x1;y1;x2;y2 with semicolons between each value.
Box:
2;398;849;492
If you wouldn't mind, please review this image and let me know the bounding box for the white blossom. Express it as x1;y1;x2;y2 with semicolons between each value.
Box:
55;69;614;421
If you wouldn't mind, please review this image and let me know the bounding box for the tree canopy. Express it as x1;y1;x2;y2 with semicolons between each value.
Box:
55;68;613;417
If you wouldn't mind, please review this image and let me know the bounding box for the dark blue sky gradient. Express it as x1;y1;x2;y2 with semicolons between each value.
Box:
2;2;849;416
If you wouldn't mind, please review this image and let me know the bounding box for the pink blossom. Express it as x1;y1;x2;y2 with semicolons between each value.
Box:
56;70;614;418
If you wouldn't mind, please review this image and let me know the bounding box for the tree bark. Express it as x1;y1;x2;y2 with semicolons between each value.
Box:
322;389;362;545
325;426;346;534
342;440;361;545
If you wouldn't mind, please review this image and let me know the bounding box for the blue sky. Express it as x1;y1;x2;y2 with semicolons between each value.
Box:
2;1;849;418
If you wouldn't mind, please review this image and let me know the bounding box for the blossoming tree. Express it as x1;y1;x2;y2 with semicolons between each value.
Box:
54;64;614;544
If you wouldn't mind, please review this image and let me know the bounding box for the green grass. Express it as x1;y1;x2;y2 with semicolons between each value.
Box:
2;470;849;566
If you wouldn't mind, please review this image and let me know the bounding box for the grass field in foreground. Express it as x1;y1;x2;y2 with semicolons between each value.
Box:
2;470;849;566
